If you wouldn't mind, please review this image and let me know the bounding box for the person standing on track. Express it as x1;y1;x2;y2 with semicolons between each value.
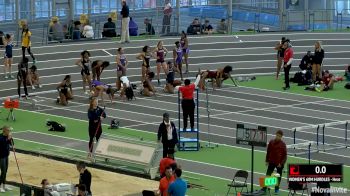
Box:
116;48;128;91
158;112;178;158
76;50;92;94
3;34;14;79
282;40;294;90
261;130;287;195
312;41;325;83
136;45;152;83
17;57;29;99
91;60;110;81
87;98;106;157
274;37;286;80
21;25;36;64
175;75;201;131
173;41;183;81
0;126;13;193
153;41;168;85
180;31;189;74
120;0;130;44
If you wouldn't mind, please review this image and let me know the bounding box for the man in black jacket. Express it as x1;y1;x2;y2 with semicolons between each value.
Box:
157;113;178;158
0;126;12;193
120;0;130;43
76;161;92;196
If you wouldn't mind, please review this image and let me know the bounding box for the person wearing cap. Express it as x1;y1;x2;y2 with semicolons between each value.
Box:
175;75;201;131
261;130;287;195
0;126;13;193
282;40;294;90
158;113;178;158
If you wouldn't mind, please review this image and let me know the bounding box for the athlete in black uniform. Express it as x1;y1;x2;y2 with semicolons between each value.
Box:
17;57;29;99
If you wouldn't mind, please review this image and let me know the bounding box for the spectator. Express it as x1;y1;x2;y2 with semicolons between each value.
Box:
82;20;94;39
73;21;81;40
216;19;227;34
120;0;130;43
162;0;173;34
41;179;60;196
0;31;4;47
48;18;64;42
187;18;201;35
282;40;294;90
312;41;325;82
168;168;187;196
27;65;42;90
157;112;178;158
102;18;116;37
75;162;92;196
274;37;286;80
159;154;176;178
299;51;313;71
261;130;287;195
202;20;213;34
142;18;155;35
65;20;74;39
0;126;12;193
158;167;175;196
316;70;335;92
345;65;350;81
129;17;138;36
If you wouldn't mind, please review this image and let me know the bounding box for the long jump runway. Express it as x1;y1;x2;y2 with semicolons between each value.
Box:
2;33;350;190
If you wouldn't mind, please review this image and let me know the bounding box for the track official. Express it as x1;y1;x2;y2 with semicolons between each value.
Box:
262;130;287;194
158;113;178;158
0;126;12;193
283;40;294;90
175;75;201;131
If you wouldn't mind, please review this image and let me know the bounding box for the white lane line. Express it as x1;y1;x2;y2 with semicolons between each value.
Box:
102;49;113;56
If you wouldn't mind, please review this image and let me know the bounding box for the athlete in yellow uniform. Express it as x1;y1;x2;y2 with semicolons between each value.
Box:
21;25;36;64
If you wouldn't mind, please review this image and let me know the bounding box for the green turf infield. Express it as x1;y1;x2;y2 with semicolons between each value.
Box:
1;109;349;195
226;75;350;101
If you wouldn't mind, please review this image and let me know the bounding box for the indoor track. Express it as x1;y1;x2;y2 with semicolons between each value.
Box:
1;32;350;192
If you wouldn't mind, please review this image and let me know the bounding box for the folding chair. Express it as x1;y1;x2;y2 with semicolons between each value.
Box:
288;181;309;196
226;170;249;195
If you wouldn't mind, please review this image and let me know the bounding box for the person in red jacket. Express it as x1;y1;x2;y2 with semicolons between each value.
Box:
159;153;176;178
262;130;287;194
282;40;294;90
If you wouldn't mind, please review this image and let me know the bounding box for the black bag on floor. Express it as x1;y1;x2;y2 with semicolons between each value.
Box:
46;121;66;132
345;83;350;89
125;86;136;100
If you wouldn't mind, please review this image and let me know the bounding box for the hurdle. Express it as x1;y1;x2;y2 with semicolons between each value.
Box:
292;120;349;154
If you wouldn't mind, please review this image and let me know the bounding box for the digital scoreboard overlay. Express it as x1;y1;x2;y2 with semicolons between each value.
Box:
288;164;343;183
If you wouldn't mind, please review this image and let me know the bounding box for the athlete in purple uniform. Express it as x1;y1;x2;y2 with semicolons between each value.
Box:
180;31;189;73
116;47;128;91
173;41;183;81
153;41;168;85
91;80;115;104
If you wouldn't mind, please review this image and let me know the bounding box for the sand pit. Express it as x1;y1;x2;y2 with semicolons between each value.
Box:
7;153;158;196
